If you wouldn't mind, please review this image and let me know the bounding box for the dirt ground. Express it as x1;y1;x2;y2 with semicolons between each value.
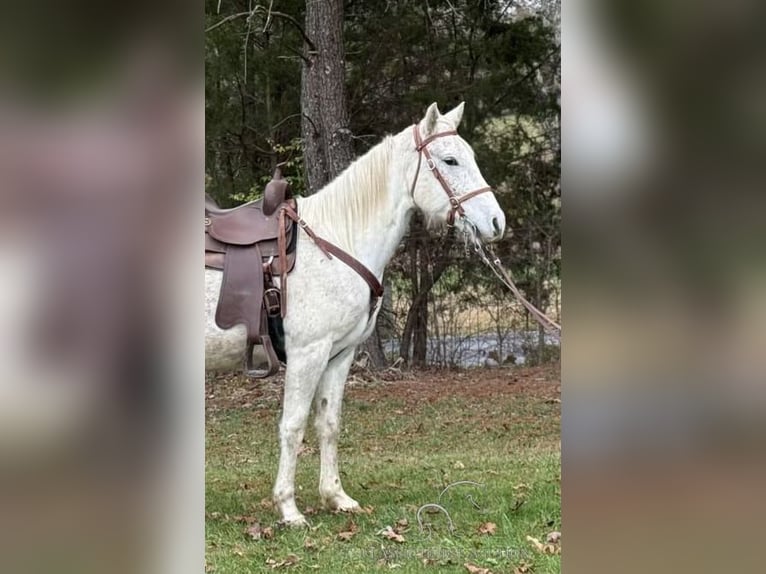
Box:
205;364;561;415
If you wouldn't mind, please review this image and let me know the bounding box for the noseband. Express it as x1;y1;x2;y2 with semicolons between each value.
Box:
410;124;493;225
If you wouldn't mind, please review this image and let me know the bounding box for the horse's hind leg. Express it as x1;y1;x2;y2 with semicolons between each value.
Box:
273;339;331;526
313;348;360;512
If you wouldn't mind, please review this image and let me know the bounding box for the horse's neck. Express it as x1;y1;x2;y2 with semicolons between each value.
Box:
300;133;414;278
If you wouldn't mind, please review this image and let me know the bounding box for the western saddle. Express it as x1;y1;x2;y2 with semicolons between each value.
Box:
206;169;385;379
205;168;296;378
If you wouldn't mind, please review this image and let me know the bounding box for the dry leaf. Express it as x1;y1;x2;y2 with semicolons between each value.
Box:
235;514;258;524
266;554;301;569
246;523;264;540
297;444;316;456
378;525;406;543
259;497;274;510
303;538;317;551
546;531;561;544
477;522;497;535
514;561;533;573
393;520;409;535
337;520;358;542
526;535;560;555
453;460;465;469
304;506;318;516
262;526;274;540
464;563;492;574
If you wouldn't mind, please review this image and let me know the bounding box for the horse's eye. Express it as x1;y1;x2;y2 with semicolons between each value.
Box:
444;157;459;166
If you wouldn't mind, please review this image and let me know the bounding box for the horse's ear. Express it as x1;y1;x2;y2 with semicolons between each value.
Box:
443;102;465;128
422;102;441;136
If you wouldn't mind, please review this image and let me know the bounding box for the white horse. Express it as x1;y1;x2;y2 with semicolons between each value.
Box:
205;102;506;526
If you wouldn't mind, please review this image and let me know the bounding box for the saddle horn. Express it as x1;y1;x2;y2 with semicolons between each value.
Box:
262;167;291;217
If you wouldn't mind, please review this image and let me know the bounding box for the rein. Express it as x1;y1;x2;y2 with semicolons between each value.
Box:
472;239;562;337
410;124;493;225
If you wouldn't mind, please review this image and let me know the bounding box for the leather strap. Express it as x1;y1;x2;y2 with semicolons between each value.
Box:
411;124;493;225
280;203;384;304
313;237;385;298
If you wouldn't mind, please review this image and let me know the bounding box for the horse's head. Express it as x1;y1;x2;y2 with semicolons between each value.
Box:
410;102;506;243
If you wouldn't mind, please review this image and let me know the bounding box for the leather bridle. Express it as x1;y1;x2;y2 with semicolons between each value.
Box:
409;124;493;225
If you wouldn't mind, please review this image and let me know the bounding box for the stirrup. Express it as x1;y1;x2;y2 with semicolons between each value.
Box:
245;339;280;379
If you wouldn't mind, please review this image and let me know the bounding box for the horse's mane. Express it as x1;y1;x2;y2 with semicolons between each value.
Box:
299;136;394;254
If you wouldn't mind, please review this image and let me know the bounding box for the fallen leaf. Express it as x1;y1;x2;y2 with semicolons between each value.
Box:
477;522;497;535
246;523;264;540
514;561;533;573
262;526;274;540
395;517;409;530
378;525;406;543
297;444;316;456
464;563;492;574
546;531;561;544
235;515;258;525
259;498;274;510
337;520;358;542
266;554;301;569
304;506;318;516
303;538;317;551
526;535;560;555
453;460;465;469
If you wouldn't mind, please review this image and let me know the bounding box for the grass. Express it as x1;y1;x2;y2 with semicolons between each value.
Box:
206;366;561;573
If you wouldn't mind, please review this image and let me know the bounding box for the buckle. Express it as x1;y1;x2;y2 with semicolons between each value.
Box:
263;288;282;317
204;217;211;226
426;158;436;171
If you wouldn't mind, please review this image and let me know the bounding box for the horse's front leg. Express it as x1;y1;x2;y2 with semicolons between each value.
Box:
273;339;331;526
313;347;360;512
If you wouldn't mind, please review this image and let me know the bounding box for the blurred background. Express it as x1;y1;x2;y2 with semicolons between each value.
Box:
564;0;766;572
0;1;202;573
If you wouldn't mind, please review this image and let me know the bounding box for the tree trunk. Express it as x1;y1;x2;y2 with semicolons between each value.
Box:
300;0;386;368
300;0;353;192
399;222;453;366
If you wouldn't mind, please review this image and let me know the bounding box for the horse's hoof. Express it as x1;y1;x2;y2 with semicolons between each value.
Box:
278;515;309;528
325;494;361;513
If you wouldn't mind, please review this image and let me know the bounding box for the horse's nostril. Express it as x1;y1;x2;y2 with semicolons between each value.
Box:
491;216;502;237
